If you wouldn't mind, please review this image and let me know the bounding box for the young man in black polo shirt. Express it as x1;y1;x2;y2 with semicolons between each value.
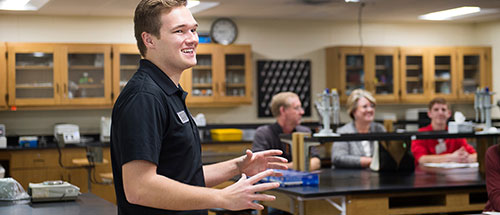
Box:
110;1;288;214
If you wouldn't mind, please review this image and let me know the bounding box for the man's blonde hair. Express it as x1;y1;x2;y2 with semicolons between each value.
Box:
270;92;299;117
346;89;376;119
134;0;187;57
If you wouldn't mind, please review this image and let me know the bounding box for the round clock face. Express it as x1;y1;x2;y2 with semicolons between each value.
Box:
210;18;238;45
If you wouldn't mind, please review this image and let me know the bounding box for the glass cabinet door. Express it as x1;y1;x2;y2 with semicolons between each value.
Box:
191;54;214;98
374;55;394;96
433;55;452;95
461;55;480;95
404;55;424;95
225;54;246;97
7;43;60;106
0;43;6;108
67;53;105;99
112;44;141;102
15;53;55;99
118;53;141;92
62;45;112;105
345;54;364;96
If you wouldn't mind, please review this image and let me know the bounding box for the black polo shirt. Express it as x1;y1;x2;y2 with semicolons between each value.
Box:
110;59;206;215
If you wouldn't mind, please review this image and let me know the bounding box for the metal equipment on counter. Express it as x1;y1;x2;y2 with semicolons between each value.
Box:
475;87;498;133
313;88;340;137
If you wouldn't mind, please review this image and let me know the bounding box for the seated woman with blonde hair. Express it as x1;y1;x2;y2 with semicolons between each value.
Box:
331;89;386;168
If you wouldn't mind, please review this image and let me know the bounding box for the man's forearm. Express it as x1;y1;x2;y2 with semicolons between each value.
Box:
125;168;224;210
418;154;449;164
203;156;242;187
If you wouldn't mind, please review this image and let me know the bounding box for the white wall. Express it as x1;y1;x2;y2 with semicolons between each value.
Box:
0;14;498;135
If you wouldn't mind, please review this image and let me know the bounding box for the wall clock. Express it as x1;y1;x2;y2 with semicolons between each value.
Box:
210;18;238;45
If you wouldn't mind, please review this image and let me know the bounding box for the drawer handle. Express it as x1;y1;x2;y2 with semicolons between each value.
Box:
33;158;45;163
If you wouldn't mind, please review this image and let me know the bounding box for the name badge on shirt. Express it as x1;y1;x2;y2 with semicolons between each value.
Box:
177;111;189;124
435;138;447;154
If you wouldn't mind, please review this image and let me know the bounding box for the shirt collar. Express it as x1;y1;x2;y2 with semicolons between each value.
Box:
140;59;187;98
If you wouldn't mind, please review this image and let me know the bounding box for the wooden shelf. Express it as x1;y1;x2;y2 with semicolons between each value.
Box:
434;65;451;70
406;65;422;70
193;65;212;70
120;65;138;70
405;77;421;82
346;82;363;86
192;83;212;88
464;65;478;70
78;84;104;89
375;65;391;70
69;65;104;70
226;83;245;88
16;83;53;89
226;65;245;70
346;66;363;70
16;65;53;70
435;78;451;82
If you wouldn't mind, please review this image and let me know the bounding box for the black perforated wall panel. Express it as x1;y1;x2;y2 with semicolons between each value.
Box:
257;60;311;118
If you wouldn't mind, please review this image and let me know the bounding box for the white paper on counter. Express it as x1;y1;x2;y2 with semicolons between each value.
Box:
423;162;479;169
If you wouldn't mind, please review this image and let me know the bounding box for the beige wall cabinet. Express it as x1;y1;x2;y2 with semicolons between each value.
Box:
111;44;141;102
0;42;7;109
5;148;89;193
7;43;112;108
182;44;252;106
326;46;400;103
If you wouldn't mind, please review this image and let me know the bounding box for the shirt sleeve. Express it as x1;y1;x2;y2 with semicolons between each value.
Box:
113;92;165;166
459;138;477;154
411;139;429;165
252;126;271;152
486;146;500;211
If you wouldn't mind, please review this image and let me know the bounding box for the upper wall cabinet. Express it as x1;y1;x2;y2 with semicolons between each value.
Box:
326;46;399;103
327;46;491;104
182;44;252;106
457;47;492;102
111;44;141;102
7;43;112;107
0;43;7;109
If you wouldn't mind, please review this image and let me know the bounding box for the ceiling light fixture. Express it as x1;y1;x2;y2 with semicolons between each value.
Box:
0;0;49;11
188;0;219;14
419;6;481;20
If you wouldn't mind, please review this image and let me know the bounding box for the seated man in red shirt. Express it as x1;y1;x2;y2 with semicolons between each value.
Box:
411;97;477;165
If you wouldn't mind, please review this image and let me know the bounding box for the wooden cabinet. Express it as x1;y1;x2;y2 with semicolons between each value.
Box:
6;148;89;192
326;46;399;103
328;46;491;104
182;44;252;106
457;47;492;102
6;43;112;107
400;47;457;103
0;42;6;109
112;44;141;102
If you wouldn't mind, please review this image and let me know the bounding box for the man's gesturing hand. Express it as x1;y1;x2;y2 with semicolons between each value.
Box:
219;169;280;211
237;149;288;177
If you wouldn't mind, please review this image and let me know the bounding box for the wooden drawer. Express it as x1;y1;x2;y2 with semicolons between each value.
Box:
10;148;87;169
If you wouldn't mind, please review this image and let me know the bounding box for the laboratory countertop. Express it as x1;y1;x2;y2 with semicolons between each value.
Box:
0;193;117;215
274;167;485;198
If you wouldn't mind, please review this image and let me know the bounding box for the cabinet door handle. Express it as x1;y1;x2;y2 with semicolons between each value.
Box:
64;83;67;94
56;84;60;94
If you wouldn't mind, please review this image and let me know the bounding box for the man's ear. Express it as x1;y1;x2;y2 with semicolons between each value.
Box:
427;110;432;119
141;32;155;49
279;106;286;115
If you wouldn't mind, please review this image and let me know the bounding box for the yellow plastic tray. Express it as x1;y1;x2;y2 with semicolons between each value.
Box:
210;129;243;141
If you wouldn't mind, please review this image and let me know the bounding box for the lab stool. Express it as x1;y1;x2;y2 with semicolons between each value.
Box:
209;208;254;215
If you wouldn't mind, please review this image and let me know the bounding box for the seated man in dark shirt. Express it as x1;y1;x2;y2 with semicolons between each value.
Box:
252;92;321;171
